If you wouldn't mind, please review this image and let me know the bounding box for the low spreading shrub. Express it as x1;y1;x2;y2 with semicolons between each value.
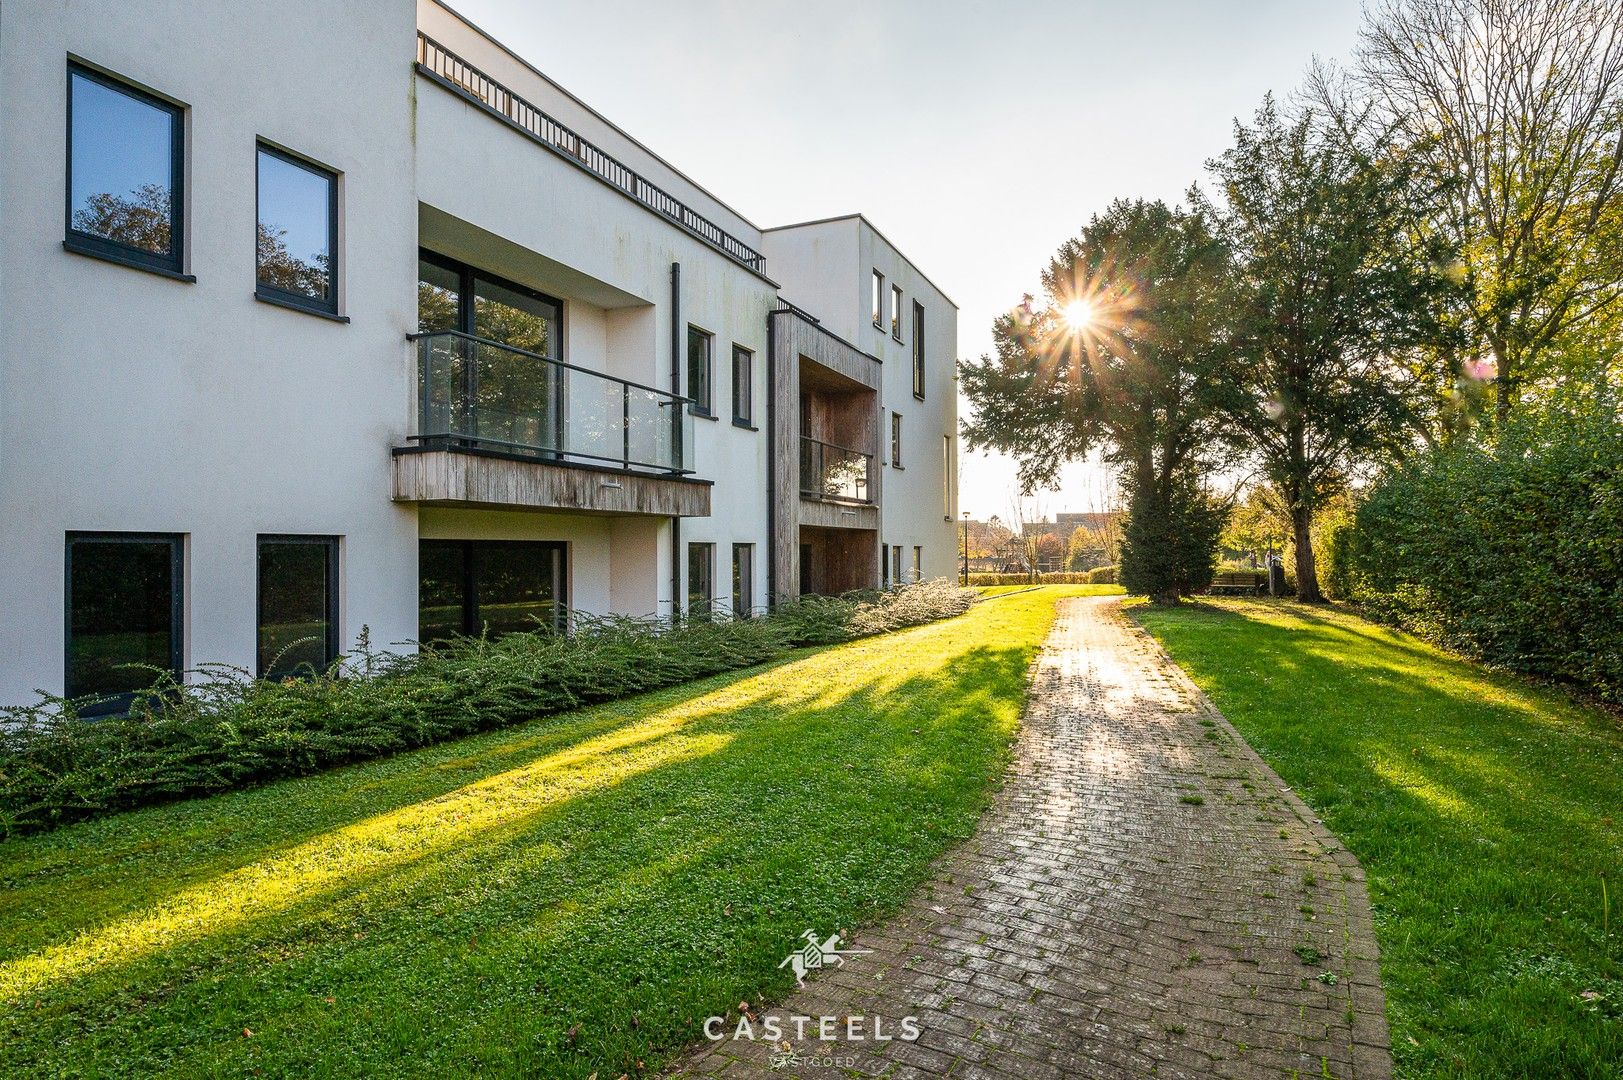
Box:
0;579;978;837
1335;402;1623;702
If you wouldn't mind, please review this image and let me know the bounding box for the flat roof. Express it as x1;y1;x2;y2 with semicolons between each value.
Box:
763;213;959;309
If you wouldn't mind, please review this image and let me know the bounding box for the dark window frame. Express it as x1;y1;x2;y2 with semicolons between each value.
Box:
417;249;566;350
732;543;754;617
891;284;904;339
64;531;184;715
912;301;926;399
255;142;341;317
417;249;567;457
687;324;715;417
731;344;754;427
256;534;340;679
418;538;570;641
871;269;885;328
64;61;188;278
891;411;904;468
687;541;715;619
913;545;923;582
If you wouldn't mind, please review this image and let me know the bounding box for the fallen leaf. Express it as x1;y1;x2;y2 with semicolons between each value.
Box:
566;1024;580;1044
243;1028;254;1038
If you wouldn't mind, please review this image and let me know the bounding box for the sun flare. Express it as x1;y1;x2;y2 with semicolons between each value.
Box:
1062;298;1096;330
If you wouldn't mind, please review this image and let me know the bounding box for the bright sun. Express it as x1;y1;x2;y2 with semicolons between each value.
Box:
1062;298;1095;330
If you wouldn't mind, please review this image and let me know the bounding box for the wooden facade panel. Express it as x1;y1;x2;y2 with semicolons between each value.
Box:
394;450;711;517
797;497;878;531
770;309;885;599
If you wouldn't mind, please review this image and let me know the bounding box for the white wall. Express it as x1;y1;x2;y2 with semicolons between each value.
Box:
0;0;955;707
0;0;421;704
761;216;961;583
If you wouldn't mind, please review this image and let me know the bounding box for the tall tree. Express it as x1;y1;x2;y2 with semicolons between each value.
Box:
1209;99;1453;601
1352;0;1623;420
961;199;1241;602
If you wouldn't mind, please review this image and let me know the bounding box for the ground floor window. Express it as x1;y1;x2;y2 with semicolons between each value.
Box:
419;539;567;644
65;532;183;713
687;542;714;618
258;536;339;678
732;543;754;617
891;545;903;585
913;546;923;582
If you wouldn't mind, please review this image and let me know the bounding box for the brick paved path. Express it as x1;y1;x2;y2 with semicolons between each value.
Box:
671;596;1390;1079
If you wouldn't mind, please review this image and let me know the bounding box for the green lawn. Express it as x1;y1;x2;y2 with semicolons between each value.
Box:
1135;598;1623;1078
0;589;1070;1079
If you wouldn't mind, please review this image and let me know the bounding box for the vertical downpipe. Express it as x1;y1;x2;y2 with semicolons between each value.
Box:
765;309;777;608
669;262;682;624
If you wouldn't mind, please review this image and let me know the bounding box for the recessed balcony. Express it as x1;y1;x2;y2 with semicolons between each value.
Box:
393;331;710;517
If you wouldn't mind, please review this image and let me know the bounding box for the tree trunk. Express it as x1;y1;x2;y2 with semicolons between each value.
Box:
1291;503;1322;602
1491;338;1514;425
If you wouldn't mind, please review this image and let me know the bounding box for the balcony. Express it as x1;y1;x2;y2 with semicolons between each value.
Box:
394;332;710;517
800;436;873;504
416;33;767;276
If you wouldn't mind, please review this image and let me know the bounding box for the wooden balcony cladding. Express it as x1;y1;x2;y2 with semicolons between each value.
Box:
798;497;878;531
394;449;711;517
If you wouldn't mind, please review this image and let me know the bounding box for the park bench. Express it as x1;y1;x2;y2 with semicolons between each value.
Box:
1208;570;1267;596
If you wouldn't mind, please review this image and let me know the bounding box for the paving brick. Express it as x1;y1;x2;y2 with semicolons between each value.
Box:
669;598;1390;1079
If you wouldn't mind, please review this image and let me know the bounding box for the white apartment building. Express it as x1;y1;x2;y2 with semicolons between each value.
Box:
0;0;960;712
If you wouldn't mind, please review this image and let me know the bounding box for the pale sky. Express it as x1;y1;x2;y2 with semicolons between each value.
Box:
453;0;1367;520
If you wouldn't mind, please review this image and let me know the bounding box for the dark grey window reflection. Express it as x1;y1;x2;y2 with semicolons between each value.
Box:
418;540;567;644
257;537;339;679
687;542;714;619
67;66;183;271
65;533;183;714
257;146;337;311
417;255;462;333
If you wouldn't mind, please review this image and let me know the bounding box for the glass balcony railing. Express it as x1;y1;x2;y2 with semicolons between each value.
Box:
410;331;692;475
799;436;874;503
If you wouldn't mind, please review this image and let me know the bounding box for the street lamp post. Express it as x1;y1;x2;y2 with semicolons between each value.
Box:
961;511;971;585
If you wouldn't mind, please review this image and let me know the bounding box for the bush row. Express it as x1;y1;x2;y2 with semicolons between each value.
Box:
965;569;1117;585
1329;404;1623;702
0;579;979;837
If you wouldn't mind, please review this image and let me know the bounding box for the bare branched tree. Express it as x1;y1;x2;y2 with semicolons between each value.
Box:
1352;0;1623;420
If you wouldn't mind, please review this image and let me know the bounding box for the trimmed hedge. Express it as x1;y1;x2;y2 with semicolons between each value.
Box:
1086;565;1119;585
966;571;1101;585
1332;405;1623;702
0;579;978;837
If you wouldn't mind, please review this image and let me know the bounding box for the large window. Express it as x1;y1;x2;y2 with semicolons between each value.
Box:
731;345;753;426
419;540;567;644
257;536;339;679
913;546;923;583
65;63;185;275
417;251;562;355
891;411;903;468
891;284;903;339
64;532;183;714
417;252;565;453
687;543;715;618
732;543;754;617
256;145;338;315
912;302;926;398
943;435;954;518
871;270;885;327
687;325;714;416
891;546;904;586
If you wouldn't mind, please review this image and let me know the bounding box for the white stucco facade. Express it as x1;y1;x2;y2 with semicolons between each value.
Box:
0;0;959;707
